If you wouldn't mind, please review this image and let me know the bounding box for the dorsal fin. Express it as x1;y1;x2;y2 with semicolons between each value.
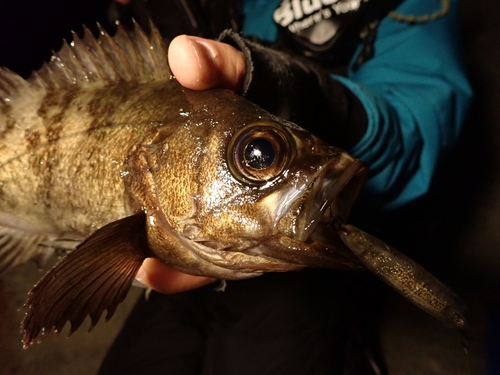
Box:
0;20;171;107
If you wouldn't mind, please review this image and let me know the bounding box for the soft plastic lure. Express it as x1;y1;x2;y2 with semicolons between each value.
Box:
339;223;471;334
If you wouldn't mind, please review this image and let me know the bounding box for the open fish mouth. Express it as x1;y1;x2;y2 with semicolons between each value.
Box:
293;155;368;244
242;154;369;271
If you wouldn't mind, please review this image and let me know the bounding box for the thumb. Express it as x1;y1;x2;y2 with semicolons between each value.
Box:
135;258;217;294
168;35;246;92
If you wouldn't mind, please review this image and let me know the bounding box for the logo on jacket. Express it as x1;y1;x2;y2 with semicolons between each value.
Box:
274;0;365;45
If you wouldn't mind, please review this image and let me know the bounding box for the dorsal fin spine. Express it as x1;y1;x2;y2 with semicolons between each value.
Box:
110;23;142;81
48;53;76;87
97;23;135;82
70;31;104;84
30;70;50;91
56;39;87;84
81;25;119;83
36;63;61;90
148;19;171;81
0;21;171;109
0;67;30;102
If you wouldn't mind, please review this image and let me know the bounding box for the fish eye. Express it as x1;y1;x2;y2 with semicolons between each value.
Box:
244;138;275;170
228;122;294;184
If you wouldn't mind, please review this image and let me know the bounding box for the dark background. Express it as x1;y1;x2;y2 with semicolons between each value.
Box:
0;0;111;77
0;0;498;374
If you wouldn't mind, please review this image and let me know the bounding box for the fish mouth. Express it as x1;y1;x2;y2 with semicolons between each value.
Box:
293;154;368;243
167;154;368;278
242;154;368;271
149;151;368;278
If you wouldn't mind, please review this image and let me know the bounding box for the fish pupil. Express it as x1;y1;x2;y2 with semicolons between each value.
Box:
244;138;275;170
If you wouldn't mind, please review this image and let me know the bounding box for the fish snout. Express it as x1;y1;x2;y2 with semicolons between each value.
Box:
294;153;368;243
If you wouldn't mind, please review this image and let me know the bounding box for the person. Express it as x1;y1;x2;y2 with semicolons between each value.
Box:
98;0;472;374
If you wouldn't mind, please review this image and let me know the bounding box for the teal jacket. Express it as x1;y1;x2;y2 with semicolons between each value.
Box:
240;0;472;210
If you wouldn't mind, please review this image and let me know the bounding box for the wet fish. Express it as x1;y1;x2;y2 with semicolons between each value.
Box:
0;22;367;347
0;22;469;348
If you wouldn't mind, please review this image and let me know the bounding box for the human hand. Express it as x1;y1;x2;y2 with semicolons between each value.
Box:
168;35;246;92
135;258;217;294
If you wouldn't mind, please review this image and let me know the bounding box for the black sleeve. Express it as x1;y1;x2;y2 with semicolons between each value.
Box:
219;30;367;150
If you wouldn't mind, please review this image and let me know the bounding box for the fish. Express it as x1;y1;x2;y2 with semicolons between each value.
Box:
0;21;469;348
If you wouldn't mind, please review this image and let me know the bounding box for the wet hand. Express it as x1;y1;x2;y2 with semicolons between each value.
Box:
135;258;217;294
168;35;246;92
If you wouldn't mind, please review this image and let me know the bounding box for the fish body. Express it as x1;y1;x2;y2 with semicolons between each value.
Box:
0;45;366;278
0;23;368;345
1;80;154;237
0;22;469;347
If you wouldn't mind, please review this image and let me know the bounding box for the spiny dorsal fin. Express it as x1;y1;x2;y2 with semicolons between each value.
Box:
0;20;171;107
0;67;32;104
21;211;150;348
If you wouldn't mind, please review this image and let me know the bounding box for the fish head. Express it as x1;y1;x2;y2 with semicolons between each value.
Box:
129;87;368;279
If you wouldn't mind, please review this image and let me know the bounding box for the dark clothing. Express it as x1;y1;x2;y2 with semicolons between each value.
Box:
98;270;385;375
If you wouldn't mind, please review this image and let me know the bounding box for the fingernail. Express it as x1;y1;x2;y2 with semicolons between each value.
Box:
134;268;147;288
135;268;145;281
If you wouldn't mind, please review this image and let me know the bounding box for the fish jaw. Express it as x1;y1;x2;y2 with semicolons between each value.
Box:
292;153;368;242
137;144;367;277
250;150;369;270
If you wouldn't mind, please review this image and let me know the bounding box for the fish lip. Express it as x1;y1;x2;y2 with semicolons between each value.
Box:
293;156;368;242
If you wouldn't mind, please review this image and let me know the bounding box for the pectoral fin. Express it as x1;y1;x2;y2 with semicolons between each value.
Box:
21;211;150;348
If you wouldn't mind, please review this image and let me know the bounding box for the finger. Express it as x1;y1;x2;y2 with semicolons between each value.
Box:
135;258;217;294
168;35;246;92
